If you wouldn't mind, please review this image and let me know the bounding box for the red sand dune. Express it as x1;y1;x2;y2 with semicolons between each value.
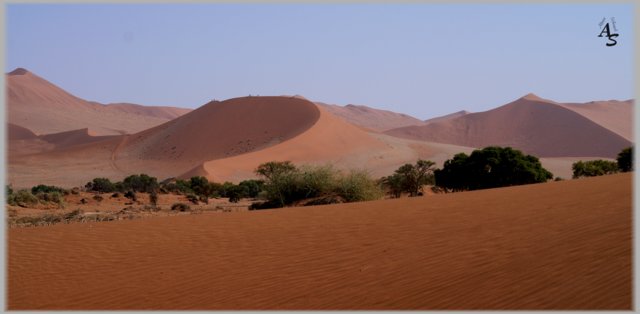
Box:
6;68;191;135
384;93;633;158
317;101;426;132
199;102;472;182
119;96;321;164
7;96;475;188
8;173;631;310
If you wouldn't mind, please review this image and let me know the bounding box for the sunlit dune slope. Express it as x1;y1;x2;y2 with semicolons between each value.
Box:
8;172;631;310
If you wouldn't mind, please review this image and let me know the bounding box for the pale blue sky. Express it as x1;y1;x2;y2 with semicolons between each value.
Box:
6;3;635;119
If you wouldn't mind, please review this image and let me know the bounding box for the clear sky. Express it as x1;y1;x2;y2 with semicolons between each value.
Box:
5;3;635;120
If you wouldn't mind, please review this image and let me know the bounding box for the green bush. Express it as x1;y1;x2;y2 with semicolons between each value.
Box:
255;161;383;208
238;180;264;198
86;178;116;193
31;184;65;195
617;146;633;172
572;160;619;178
8;189;39;206
435;146;553;191
335;169;383;202
122;174;159;193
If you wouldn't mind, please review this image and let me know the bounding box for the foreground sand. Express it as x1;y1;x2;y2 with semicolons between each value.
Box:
8;173;631;310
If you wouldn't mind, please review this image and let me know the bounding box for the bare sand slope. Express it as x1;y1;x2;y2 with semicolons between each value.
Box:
6;68;190;135
8;173;631;310
200;104;473;182
384;94;632;158
559;99;633;141
317;101;426;132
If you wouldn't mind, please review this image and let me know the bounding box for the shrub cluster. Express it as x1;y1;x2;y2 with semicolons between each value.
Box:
6;184;66;208
571;147;633;179
253;161;382;209
572;160;619;178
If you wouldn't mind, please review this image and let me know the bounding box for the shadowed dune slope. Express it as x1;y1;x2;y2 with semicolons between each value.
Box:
8;173;631;310
317;102;426;132
7;123;38;140
6;68;190;135
118;96;321;164
384;94;632;158
38;128;118;149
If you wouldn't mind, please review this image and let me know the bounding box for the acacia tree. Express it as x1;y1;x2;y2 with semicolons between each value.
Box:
617;146;633;172
435;146;552;191
382;159;436;197
255;161;299;207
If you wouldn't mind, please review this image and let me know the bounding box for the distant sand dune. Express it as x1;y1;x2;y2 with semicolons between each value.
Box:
384;94;632;158
8;173;631;310
6;68;190;135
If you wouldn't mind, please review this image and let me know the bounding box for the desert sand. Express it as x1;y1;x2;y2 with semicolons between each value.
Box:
6;68;190;135
7;172;631;310
384;93;633;158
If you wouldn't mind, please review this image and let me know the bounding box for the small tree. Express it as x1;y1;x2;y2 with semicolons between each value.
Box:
382;159;436;197
617;146;633;172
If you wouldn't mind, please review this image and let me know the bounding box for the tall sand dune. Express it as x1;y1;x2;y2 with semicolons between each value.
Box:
6;68;191;135
119;96;321;164
384;93;632;158
8;172;631;310
200;103;473;182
